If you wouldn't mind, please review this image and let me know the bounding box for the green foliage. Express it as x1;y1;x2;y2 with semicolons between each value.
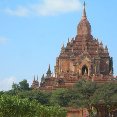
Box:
1;78;117;117
73;80;117;116
0;95;37;117
17;90;51;105
12;79;29;92
19;79;29;91
12;83;20;91
74;79;97;96
0;91;4;96
69;79;97;108
50;88;71;107
0;95;66;117
91;82;117;104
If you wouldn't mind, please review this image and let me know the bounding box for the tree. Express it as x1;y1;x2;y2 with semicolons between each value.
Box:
12;83;19;90
91;82;117;117
17;90;51;105
50;88;71;107
0;94;66;117
11;79;29;92
67;79;97;116
19;79;29;91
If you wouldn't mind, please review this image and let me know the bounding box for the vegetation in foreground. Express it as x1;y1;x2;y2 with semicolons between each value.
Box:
0;95;66;117
0;79;117;117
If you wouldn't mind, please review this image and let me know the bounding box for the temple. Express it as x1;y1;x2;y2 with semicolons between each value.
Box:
31;2;114;90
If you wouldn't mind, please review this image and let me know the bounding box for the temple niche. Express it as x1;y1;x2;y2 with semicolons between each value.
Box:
32;2;114;90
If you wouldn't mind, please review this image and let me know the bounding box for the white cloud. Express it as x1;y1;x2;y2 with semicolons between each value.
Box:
32;0;82;16
5;6;30;17
0;36;8;44
4;0;82;16
0;76;16;91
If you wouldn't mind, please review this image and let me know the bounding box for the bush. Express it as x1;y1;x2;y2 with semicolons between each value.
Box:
0;95;66;117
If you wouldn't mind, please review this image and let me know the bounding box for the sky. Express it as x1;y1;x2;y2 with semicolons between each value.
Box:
0;0;117;91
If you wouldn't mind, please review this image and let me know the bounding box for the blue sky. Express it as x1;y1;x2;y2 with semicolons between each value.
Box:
0;0;117;90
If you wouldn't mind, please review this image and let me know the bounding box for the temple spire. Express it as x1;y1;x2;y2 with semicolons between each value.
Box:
77;2;91;35
37;75;38;81
82;2;87;20
34;75;35;81
46;64;52;77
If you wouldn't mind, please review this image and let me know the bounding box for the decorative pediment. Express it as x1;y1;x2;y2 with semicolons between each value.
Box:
84;56;91;62
79;51;91;61
74;55;91;67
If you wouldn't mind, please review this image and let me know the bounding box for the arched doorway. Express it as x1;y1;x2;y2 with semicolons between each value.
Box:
82;65;88;75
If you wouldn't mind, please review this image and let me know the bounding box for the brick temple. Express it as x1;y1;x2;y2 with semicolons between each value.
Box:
32;2;114;90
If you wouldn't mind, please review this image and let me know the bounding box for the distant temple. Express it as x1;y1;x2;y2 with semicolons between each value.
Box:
31;2;114;90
